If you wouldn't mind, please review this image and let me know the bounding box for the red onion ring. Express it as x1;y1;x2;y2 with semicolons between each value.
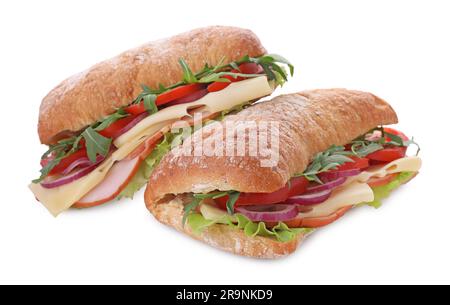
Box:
116;112;148;137
306;177;347;193
41;155;105;189
285;189;332;206
318;169;360;182
61;157;92;175
235;204;299;222
163;89;209;107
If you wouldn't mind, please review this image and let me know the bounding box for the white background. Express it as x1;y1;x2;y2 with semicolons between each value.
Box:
0;0;449;284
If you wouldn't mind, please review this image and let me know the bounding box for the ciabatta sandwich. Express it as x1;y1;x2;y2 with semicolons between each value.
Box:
144;89;421;258
29;26;294;216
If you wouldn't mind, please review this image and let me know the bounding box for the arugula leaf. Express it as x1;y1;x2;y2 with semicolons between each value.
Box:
198;72;261;84
94;108;129;131
182;191;231;225
179;58;198;83
32;151;65;183
226;191;240;214
81;127;112;163
350;141;384;157
264;54;295;76
298;145;354;183
143;94;158;114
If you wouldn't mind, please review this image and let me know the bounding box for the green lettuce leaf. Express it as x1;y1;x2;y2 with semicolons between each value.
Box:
364;171;416;208
187;213;313;243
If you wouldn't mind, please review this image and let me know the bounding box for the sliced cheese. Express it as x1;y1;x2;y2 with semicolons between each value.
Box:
300;182;374;218
348;156;422;184
114;76;274;147
200;203;235;222
30;76;274;216
29;158;115;217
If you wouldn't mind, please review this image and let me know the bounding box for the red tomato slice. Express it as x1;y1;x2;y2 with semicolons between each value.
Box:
383;127;408;141
335;156;369;171
366;146;407;162
367;173;398;188
47;149;88;176
283;206;352;228
125;83;204;115
207;63;263;93
215;177;309;210
207;81;231;92
238;62;263;74
98;115;137;139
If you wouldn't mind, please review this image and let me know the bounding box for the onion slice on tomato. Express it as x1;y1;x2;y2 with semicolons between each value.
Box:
61;157;95;175
116;112;148;137
41;165;97;189
285;189;332;206
41;156;105;189
163;89;208;107
318;169;360;181
306;177;347;193
74;157;141;208
235;204;298;222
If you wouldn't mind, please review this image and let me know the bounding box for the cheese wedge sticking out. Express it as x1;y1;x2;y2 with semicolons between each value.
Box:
29;158;115;217
348;156;422;184
30;76;274;216
114;76;274;147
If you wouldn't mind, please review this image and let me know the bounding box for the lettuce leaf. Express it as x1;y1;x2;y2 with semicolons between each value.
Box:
187;213;314;243
364;171;416;208
118;132;181;198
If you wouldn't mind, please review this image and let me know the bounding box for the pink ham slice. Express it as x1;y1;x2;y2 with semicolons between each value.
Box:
72;111;221;208
73;157;141;208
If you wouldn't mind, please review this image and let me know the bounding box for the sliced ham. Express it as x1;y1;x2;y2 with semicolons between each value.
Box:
73;157;141;208
73;111;220;208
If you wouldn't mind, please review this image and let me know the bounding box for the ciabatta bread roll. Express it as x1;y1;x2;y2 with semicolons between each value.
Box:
146;89;397;204
144;89;418;259
38;26;266;144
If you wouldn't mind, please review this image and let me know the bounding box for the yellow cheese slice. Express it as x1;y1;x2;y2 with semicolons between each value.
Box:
30;76;274;216
29;158;115;217
299;182;374;218
347;156;422;184
114;76;274;147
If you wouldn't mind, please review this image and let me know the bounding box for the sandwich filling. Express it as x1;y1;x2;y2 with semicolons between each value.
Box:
182;127;421;242
30;55;294;216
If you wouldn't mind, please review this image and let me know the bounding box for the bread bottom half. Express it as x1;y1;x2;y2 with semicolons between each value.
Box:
146;175;417;259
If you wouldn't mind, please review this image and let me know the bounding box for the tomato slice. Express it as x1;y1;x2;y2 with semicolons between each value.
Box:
98;115;137;139
207;63;263;93
383;127;408;141
215;176;309;210
125;83;204;115
366;146;407;162
46;149;88;176
238;62;263;75
367;173;398;188
335;156;369;171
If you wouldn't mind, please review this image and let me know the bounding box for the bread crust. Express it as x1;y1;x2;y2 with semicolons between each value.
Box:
146;89;398;204
145;175;417;258
146;195;305;259
38;26;266;144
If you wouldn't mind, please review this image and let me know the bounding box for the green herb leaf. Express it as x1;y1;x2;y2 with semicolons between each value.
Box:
94;109;129;131
143;94;158;114
81;127;112;163
179;58;198;83
226;191;240;214
32;151;65;183
264;54;294;76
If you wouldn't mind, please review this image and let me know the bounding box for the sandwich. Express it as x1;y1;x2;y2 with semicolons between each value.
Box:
144;89;422;258
29;26;294;216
